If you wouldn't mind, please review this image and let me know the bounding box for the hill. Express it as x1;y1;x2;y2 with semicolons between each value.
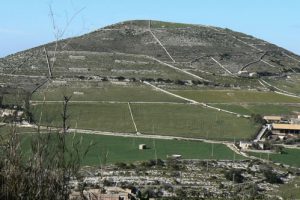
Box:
1;20;300;92
0;20;300;141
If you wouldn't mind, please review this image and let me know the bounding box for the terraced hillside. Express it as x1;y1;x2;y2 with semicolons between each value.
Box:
1;20;300;88
1;20;300;141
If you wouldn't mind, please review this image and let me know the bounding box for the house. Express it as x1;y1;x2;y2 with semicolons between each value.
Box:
271;123;300;135
263;116;282;123
139;144;146;150
290;113;300;124
239;141;252;150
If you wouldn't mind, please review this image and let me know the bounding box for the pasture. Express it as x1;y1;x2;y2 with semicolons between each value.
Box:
30;103;135;133
19;133;245;165
249;148;300;167
210;103;300;116
172;89;300;103
131;103;257;140
32;82;185;103
30;102;257;140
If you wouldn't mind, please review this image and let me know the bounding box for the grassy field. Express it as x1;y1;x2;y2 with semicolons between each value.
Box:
19;133;245;165
30;103;135;133
210;103;300;116
172;89;300;103
249;148;300;167
32;82;185;103
30;102;257;140
131;103;257;140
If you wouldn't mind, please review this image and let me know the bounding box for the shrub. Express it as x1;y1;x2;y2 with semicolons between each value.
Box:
225;169;244;183
263;169;283;184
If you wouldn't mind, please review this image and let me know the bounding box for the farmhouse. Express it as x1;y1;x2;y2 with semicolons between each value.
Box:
271;123;300;135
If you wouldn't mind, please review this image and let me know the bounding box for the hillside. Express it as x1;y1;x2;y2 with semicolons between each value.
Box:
1;20;300;141
1;20;300;93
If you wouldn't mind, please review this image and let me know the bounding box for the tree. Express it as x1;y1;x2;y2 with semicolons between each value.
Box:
251;114;266;125
225;169;244;183
0;96;94;199
263;169;283;184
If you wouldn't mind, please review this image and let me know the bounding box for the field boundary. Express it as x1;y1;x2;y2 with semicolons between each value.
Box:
149;23;175;63
210;57;235;75
259;79;300;98
143;81;250;118
127;102;138;133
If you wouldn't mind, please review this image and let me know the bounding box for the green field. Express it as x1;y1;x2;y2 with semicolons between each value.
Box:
249;148;300;167
31;103;135;133
30;102;257;140
131;103;257;140
172;90;300;103
210;103;300;116
32;82;185;103
19;133;244;165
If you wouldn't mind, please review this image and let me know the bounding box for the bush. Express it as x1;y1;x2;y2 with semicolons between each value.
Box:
251;114;266;125
0;96;93;199
263;169;283;184
225;169;244;183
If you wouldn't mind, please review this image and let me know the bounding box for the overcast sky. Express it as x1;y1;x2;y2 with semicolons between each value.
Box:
1;0;300;57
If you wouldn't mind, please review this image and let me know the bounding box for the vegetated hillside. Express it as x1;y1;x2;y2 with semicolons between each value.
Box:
1;20;300;93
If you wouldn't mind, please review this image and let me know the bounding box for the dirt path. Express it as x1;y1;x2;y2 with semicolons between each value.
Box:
143;81;250;118
127;102;138;133
30;100;187;105
261;60;276;68
0;73;46;78
148;56;209;81
282;52;300;63
210;57;235;75
259;79;300;98
149;29;175;63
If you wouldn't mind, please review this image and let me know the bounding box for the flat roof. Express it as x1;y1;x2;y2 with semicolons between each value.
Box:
264;116;282;120
272;123;300;130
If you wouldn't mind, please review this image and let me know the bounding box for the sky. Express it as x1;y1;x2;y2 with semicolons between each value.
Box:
1;0;300;58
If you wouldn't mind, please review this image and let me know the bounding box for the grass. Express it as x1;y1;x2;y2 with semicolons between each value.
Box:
30;103;135;133
0;125;36;135
249;148;300;167
32;82;185;103
172;89;300;103
19;133;245;165
210;103;300;116
264;75;300;94
50;51;193;80
188;72;262;88
131;103;257;140
30;102;257;140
